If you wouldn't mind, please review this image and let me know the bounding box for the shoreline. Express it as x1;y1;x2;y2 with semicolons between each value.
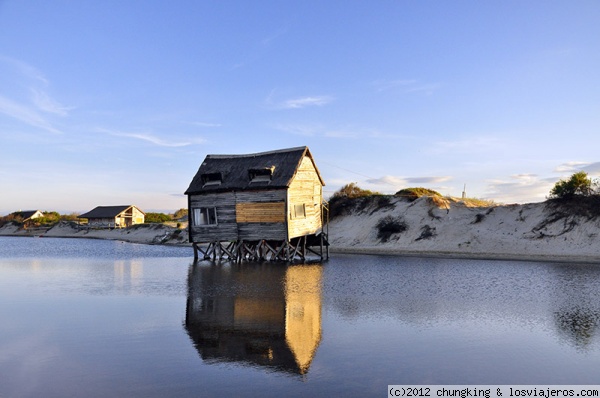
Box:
2;230;599;265
330;247;600;265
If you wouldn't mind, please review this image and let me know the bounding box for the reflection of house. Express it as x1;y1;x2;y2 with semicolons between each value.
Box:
78;205;145;228
185;263;322;375
184;146;328;262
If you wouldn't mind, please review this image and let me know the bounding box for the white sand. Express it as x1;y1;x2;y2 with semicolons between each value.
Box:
2;199;599;263
0;221;189;246
328;196;600;263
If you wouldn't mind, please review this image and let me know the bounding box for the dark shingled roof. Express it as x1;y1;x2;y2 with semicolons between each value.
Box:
184;146;324;194
79;205;140;219
12;210;41;220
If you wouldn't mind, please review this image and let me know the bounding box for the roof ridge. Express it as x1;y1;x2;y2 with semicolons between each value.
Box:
206;146;307;159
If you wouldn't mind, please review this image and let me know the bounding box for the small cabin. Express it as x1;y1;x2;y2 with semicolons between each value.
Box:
10;210;44;228
78;205;145;228
184;146;328;262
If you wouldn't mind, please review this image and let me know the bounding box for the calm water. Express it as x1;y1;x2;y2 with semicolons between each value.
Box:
2;237;600;397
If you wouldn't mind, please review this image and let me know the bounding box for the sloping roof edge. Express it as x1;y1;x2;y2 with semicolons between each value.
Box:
185;146;325;195
78;205;145;219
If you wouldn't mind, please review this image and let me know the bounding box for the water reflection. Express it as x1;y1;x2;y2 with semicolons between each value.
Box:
185;262;322;375
550;263;600;350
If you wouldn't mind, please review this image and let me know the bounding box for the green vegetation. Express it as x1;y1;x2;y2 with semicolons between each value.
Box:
549;171;596;199
328;183;385;218
144;212;172;223
0;211;80;227
395;187;442;202
172;208;188;220
331;182;379;199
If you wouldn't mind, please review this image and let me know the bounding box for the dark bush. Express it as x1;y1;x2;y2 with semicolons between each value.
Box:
376;215;408;242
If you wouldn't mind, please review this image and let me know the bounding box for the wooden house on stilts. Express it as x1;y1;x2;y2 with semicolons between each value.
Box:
184;146;329;262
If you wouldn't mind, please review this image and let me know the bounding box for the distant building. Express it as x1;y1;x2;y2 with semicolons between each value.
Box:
78;205;145;228
10;210;44;227
184;146;328;262
12;210;44;222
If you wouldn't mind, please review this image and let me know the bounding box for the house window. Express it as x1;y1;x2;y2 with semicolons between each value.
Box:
249;167;274;183
201;173;222;187
193;207;217;226
293;204;306;219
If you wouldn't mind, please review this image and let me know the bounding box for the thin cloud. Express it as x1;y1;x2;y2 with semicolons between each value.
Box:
372;79;417;92
582;162;600;175
366;175;452;187
30;89;71;116
189;121;222;128
97;128;199;147
0;95;62;134
366;175;407;187
405;83;441;95
554;161;591;173
554;161;600;176
406;176;452;184
372;78;440;95
0;56;48;85
280;95;334;109
430;136;505;154
485;174;554;204
265;89;334;110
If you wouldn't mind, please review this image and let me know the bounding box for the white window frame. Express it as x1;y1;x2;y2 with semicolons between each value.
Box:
193;207;218;226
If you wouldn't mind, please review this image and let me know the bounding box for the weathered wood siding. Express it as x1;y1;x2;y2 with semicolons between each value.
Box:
235;190;287;241
287;156;323;239
189;192;238;242
236;202;285;223
189;190;289;242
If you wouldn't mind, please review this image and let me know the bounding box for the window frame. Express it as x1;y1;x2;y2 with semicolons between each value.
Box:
193;207;218;226
292;203;306;219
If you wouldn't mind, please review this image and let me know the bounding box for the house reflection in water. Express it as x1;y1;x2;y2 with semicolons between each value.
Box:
185;262;323;375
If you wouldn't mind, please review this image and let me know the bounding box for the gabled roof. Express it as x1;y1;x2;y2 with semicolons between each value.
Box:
12;210;43;221
78;205;144;219
185;146;325;195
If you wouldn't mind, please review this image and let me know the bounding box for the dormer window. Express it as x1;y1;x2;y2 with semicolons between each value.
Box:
249;167;274;183
201;173;222;187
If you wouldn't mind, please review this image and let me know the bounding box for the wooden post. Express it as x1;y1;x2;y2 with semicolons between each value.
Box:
193;243;199;262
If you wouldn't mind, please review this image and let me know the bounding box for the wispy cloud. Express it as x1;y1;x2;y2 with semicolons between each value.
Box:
406;176;452;184
265;89;334;110
430;136;505;155
0;95;62;134
188;121;222;128
485;174;554;204
372;78;440;95
372;79;417;92
279;95;334;109
0;55;48;85
97;128;201;147
554;161;591;173
365;175;452;190
554;161;600;176
0;56;70;133
30;89;71;116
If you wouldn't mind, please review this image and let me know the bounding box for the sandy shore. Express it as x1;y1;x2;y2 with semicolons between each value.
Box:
3;198;600;264
0;221;190;246
328;196;600;264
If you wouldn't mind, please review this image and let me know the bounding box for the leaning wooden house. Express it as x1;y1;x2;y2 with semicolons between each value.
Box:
184;146;328;262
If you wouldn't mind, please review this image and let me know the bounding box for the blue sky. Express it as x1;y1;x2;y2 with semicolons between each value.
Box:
1;1;600;214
